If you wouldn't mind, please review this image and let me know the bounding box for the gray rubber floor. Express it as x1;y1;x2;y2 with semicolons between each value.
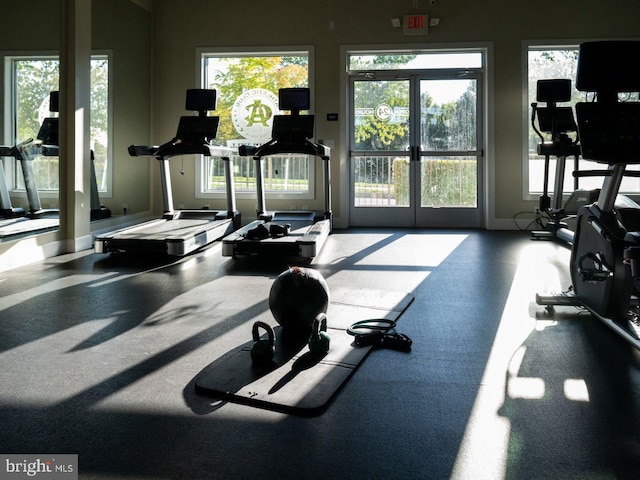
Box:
1;229;639;479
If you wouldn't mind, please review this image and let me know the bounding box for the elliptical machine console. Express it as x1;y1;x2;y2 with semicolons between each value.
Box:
537;41;640;347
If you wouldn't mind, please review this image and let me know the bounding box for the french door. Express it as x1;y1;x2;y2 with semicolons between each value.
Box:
349;71;483;227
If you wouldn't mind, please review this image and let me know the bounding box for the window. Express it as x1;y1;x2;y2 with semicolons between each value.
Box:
90;56;110;193
198;48;312;198
526;45;640;197
13;57;60;191
7;55;111;193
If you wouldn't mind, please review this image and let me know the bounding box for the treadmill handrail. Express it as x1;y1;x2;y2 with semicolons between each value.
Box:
239;139;330;159
129;140;236;160
0;138;35;160
203;144;235;159
40;145;59;157
129;144;160;157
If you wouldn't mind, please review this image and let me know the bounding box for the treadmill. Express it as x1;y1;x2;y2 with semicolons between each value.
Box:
221;88;331;259
0;144;59;239
0;92;62;239
38;91;111;221
0;142;27;220
94;89;240;256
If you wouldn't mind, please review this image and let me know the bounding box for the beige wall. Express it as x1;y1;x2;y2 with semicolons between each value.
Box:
92;0;152;218
151;0;640;227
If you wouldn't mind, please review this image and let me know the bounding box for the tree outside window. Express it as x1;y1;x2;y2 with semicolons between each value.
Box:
12;56;110;192
201;52;311;195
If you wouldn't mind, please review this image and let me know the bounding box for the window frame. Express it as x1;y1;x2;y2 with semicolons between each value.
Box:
3;52;59;198
195;46;315;201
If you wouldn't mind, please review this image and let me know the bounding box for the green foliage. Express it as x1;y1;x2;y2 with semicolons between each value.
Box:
206;55;308;142
356;120;408;149
15;60;59;142
393;158;477;207
421;159;477;207
392;158;410;206
90;58;109;188
353;80;409;150
90;58;109;142
354;78;476;152
421;85;476;151
349;54;417;70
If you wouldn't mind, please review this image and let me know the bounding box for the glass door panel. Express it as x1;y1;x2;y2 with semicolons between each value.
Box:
353;155;411;208
420;79;477;152
350;78;415;226
421;156;477;207
416;77;482;226
349;72;483;227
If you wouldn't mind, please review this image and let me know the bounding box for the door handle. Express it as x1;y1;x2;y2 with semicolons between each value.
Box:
411;146;421;161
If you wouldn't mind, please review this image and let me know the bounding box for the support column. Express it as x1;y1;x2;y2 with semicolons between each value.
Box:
60;0;92;251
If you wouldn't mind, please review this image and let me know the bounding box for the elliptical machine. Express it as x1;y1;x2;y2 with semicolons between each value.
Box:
537;40;640;348
530;78;593;244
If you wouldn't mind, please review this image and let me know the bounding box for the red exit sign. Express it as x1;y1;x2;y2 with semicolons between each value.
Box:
403;14;429;35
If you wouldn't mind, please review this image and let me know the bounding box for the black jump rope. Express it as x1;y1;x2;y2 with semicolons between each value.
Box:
250;317;412;364
347;319;412;352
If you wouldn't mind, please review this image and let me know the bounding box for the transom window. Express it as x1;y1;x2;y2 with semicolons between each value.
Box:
348;51;483;71
198;48;312;199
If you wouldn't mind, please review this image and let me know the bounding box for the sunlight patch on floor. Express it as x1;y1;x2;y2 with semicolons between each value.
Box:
450;242;559;480
355;233;468;267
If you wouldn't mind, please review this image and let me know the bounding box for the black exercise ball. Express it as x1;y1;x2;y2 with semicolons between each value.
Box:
269;266;330;335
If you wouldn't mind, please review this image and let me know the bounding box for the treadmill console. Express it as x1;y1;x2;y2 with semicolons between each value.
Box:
576;102;640;162
178;89;220;145
272;88;314;141
186;88;217;113
279;88;310;111
176;116;220;144
36;91;60;147
36;118;59;146
272;115;314;141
